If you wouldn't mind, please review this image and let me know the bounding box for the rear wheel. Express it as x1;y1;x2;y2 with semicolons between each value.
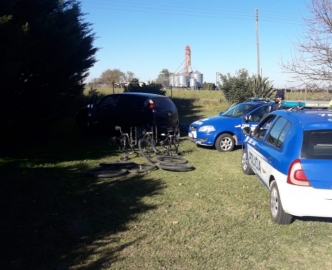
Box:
270;181;293;224
127;163;158;173
215;133;235;152
156;155;188;164
241;150;255;175
138;139;158;164
158;163;195;172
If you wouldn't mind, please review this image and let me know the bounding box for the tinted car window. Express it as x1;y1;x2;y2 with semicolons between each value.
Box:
152;97;178;111
98;95;120;108
248;105;271;122
252;114;277;140
302;130;332;159
266;117;291;148
118;96;145;110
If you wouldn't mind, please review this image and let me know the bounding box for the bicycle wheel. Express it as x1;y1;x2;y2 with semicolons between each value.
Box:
127;163;158;174
138;139;158;164
87;167;128;178
156;155;188;164
99;160;138;167
158;163;195;172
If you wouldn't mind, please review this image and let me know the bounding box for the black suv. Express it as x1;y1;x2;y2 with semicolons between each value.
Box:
76;92;179;135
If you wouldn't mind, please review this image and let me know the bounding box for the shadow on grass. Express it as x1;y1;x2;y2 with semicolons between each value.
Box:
1;160;164;269
172;97;205;126
295;216;332;223
0;94;201;269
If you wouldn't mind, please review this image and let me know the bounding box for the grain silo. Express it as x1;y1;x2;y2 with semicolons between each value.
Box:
192;71;203;88
172;45;203;89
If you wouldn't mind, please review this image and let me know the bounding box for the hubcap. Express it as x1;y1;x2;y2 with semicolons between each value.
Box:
271;187;279;218
242;153;248;170
221;137;232;150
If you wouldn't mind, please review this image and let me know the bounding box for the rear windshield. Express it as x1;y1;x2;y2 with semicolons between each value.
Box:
302;130;332;159
151;97;178;112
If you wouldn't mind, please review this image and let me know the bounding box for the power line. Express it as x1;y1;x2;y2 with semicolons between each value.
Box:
80;0;303;25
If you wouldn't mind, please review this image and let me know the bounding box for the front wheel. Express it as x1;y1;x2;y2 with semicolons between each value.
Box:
215;133;235;152
270;181;293;224
241;150;255;175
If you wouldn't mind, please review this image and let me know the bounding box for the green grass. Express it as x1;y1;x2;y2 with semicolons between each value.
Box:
2;89;332;270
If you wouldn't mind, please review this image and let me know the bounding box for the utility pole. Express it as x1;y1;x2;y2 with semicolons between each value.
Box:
256;9;260;77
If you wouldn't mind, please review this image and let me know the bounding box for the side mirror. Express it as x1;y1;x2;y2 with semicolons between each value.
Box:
219;111;224;115
242;126;251;136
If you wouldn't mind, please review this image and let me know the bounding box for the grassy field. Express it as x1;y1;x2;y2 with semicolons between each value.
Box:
1;88;332;270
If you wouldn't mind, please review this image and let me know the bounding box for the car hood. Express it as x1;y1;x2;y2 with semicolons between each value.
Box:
191;115;235;126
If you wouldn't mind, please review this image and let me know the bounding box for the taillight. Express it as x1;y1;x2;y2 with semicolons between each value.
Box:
148;99;156;110
287;159;311;186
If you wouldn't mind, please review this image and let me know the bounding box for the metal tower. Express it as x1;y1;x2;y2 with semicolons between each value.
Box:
185;45;191;75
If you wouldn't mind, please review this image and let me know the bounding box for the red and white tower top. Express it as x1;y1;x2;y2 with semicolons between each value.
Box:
185;45;191;75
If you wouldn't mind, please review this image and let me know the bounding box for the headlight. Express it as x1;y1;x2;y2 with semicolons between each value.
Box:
198;125;216;132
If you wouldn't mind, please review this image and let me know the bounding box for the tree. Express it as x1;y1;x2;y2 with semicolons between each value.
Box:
281;0;332;87
218;69;253;103
251;75;275;98
100;69;125;86
218;69;275;103
124;78;165;95
155;69;172;88
122;71;135;82
202;82;216;90
0;0;98;135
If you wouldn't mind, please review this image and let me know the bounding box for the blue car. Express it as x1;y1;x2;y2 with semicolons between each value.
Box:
242;109;332;224
188;100;274;151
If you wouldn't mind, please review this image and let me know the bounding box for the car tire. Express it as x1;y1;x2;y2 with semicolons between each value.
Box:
215;133;235;152
156;155;188;164
158;163;195;172
241;150;255;175
270;181;293;224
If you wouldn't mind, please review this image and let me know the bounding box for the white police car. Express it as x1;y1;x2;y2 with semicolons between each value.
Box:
242;108;332;224
188;99;274;151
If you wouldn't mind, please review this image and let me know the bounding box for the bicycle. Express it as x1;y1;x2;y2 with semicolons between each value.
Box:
158;126;180;156
109;126;138;161
138;126;190;170
137;126;159;164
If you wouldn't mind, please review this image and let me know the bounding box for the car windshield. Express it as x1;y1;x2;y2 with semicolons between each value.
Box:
302;130;332;159
222;103;256;118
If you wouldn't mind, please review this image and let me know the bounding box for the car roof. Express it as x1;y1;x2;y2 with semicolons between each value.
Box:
113;92;167;98
272;109;332;130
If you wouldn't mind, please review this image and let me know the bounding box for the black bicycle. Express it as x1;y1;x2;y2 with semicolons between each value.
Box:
137;127;159;164
138;126;192;171
109;126;138;161
158;126;180;156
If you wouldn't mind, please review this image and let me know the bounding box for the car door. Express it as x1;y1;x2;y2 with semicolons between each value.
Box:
248;115;291;186
239;104;272;145
246;114;277;185
97;95;121;130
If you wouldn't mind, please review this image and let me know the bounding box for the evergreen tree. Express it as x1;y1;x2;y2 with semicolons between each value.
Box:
0;0;97;134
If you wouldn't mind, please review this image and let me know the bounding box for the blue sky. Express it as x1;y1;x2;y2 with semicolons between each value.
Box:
80;0;310;88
